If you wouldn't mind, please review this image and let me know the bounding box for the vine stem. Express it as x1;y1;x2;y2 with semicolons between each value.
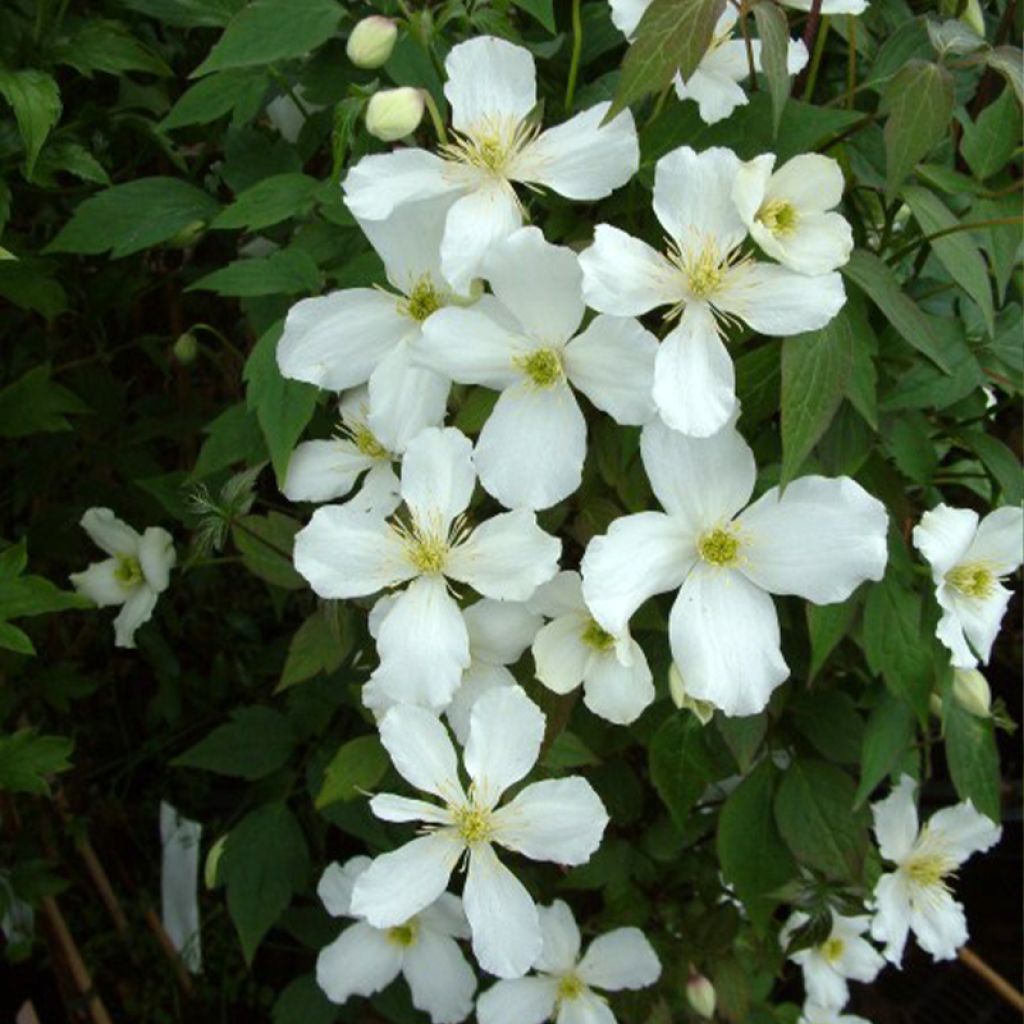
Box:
421;89;448;144
886;216;1023;265
801;13;830;102
565;0;583;112
845;15;857;109
739;1;758;91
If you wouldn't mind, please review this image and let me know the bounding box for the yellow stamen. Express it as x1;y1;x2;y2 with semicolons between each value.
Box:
451;804;493;845
556;974;586;1002
822;936;845;963
114;554;143;588
697;527;740;567
390;512;470;577
440;117;540;175
514;347;564;389
663;234;752;322
757;198;799;236
905;851;955;889
353;424;388;459
399;274;444;322
946;562;996;599
387;921;419;947
581;618;616;652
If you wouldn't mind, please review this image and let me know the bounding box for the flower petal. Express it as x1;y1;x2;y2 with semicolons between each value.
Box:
416;305;523;388
533;614;592;696
80;507;139;556
869;871;912;966
927;801;1001;864
317;857;371;918
675;65;749;125
908;887;967;962
138;528;175;592
477;978;559;1024
779;0;868;13
316;920;402;1003
582;640;655;725
535;899;582;974
528;570;586;619
716;264;846;336
579;224;680;316
732;154;774;228
343;148;461;221
70;559;127;607
370;794;454;826
964;505;1024;574
577;927;661;990
440;183;523;295
418;892;470;939
113;586;159;649
464;598;542;665
402;930;477;1024
946;583;1011;667
368;340;451;454
444;36;536;134
377;702;463;801
758;210;853;276
557;989;617;1024
356;197;452;295
445;662;516;746
282;439;373;503
400;426;476;530
912;504;979;579
871;774;919;864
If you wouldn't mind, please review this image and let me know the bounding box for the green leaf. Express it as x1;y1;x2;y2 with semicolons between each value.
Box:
648;714;719;830
188;248;320;296
173;706;295;780
854;691;914;808
882;60;953;199
775;759;869;880
0;68;62;180
512;0;556;33
0;260;68;318
222;803;309;963
316;735;390;809
46;178;219;258
753;3;791;133
960;89;1022;180
841;250;948;372
192;0;344;76
273;976;337;1024
609;0;725;118
780;311;855;487
806;598;858;680
191;402;268;481
52;19;171;77
213;173;320;231
790;690;863;765
944;698;1001;822
0;365;89;437
902;185;994;337
162;68;267;130
542;731;601;771
960;430;1024;506
717;714;766;774
232;512;305;589
277;610;350;691
33;141;110;186
985;46;1024;105
0;731;73;794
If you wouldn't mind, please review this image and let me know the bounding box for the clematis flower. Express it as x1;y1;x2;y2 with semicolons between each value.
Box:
294;426;560;710
779;0;869;14
70;508;175;649
316;857;475;1023
580;418;887;715
799;1007;872;1024
609;3;808;125
417;227;657;510
870;775;1001;964
579;146;846;436
733;154;854;275
530;571;654;725
912;503;1023;669
276;197;466;452
781;910;885;1010
476;898;661;1024
350;687;609;979
343;36;639;293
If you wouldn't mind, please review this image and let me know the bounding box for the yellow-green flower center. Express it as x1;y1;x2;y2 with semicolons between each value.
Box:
353;424;388;459
515;347;564;389
905;851;955;889
408;533;448;575
698;527;740;567
401;275;444;322
440;118;540;175
822;936;845;963
451;804;493;845
556;973;586;1002
757;198;799;236
114;554;144;588
946;562;995;599
387;921;419;947
581;618;616;652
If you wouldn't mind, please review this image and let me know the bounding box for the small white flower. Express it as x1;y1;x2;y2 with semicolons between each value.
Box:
350;687;609;979
530;571;654;725
477;899;660;1024
579;145;846;436
316;857;475;1023
870;775;1001;964
799;1006;873;1024
581;418;888;715
778;0;869;14
294;426;560;710
70;508;175;649
781;910;884;1010
912;503;1023;669
417;226;657;510
733;153;854;275
343;36;639;293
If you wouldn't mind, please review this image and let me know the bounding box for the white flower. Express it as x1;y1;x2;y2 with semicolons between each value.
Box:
870;775;1001;964
733;153;854;275
781;910;884;1010
799;1006;872;1024
294;426;560;710
417;226;657;510
778;0;869;14
282;387;403;513
350;687;609;979
276;197;465;452
70;508;175;649
609;5;808;124
343;36;639;293
912;503;1023;669
477;899;660;1024
316;857;475;1023
668;663;715;724
580;418;888;715
579;146;846;436
530;571;654;725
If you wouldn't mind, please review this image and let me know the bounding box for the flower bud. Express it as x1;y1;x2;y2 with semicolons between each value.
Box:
959;0;985;37
172;332;199;365
686;970;716;1019
204;835;227;889
365;87;424;142
952;667;991;718
346;16;397;69
669;663;715;725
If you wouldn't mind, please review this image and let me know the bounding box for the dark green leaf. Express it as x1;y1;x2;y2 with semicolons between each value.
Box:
277;610;350;691
945;697;1001;822
753;3;791;133
0;731;73;794
854;691;915;807
188;248;320;296
316;735;390;808
232;512;305;589
806;598;858;680
960;89;1021;180
513;0;556;33
0;68;62;179
0;365;88;436
213;173;320;231
162;68;267;130
173;706;295;779
52;19;171;77
649;713;720;830
791;690;863;765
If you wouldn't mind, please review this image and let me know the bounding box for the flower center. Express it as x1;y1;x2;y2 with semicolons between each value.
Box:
581;618;616;652
664;235;751;320
400;274;444;322
440;117;539;175
822;936;845;963
946;562;995;599
905;851;956;889
353;424;388;460
556;973;586;1002
451;804;493;845
697;527;740;567
514;347;564;389
757;198;799;236
114;554;143;589
387;920;419;947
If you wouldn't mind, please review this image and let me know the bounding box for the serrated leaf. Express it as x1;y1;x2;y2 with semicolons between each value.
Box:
316;735;389;809
188;248;320;296
173;706;295;779
0;731;73;794
277;610;349;691
0;365;89;437
960;89;1021;180
213;173;319;231
753;3;791;133
0;68;62;180
52;19;171;78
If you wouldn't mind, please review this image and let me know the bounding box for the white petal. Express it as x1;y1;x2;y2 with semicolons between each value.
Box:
669;564;788;716
577;927;661;990
444;36;536;134
282;439;373;503
753;210;854;276
351;832;464;928
492;777;608;865
579;224;680;316
871;774;919;864
787;38;810;73
293;506;410;598
769;153;845;211
528;570;586;619
653;145;745;252
676;65;749;125
277;289;411;390
477;978;559;1024
779;0;868;13
80;507;139;556
377;702;463;802
582;641;655;725
535;899;582;974
652;306;738;437
836;933;886;986
732;154;774;228
609;0;651;37
926;801;1001;864
533;614;592;695
801;954;848;1010
416;305;523;388
445;662;517;746
736;476;889;603
514;103;638;200
557;990;617;1024
137;527;175;591
716;264;846;336
564;315;658;425
356;197;452;294
440;183;523;295
419;892;470;939
935;590;979;669
464;685;544;808
949;584;1011;666
912;504;979;579
400;426;475;530
402;930;477;1023
368;340;451;454
964;505;1024;574
370;794;454;825
581;511;695;635
316;921;402;1003
464;598;542;666
113;586;159;648
70;559;128;607
448;509;561;601
909;887;967;961
350;462;403;517
317;857;372;918
343;148;462;221
474;383;587;511
870;871;912;966
463;842;542;978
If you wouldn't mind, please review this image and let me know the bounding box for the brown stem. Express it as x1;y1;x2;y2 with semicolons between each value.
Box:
958;946;1024;1011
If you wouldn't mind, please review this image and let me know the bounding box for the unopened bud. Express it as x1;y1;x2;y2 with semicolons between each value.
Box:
686;970;716;1019
952;668;991;718
204;834;227;889
346;16;398;69
173;332;199;365
669;663;715;725
959;0;985;37
365;87;424;142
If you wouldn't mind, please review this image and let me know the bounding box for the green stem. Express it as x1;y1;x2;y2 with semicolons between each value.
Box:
421;89;448;145
565;0;584;112
739;4;758;91
268;68;311;120
886;216;1023;265
802;15;831;102
845;16;857;109
191;322;246;363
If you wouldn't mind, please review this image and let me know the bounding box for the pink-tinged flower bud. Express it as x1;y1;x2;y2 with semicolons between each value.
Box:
365;87;424;142
686;970;716;1019
346;16;397;69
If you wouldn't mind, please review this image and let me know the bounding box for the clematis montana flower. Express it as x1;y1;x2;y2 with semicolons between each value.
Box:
477;899;661;1024
350;687;609;979
799;1007;872;1024
70;508;175;649
580;418;888;715
912;503;1023;669
293;426;559;710
779;0;869;14
316;857;475;1023
530;571;654;725
609;3;808;124
276;197;467;451
343;36;639;293
417;227;657;510
579;146;846;436
870;775;1001;964
782;910;885;1010
733;154;854;275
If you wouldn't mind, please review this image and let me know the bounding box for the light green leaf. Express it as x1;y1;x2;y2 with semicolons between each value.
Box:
213;173;320;231
162;68;267;130
753;3;791;133
316;735;390;808
0;68;62;180
188;248;320;296
173;706;295;780
277;610;350;691
0;731;73;794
